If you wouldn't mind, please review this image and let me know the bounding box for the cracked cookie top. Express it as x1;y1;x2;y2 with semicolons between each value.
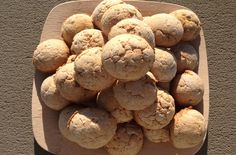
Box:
54;63;97;103
58;106;81;142
74;47;116;91
170;9;201;41
134;87;175;129
171;70;204;106
66;107;117;149
101;4;143;35
97;87;133;123
61;14;94;46
71;29;105;55
109;18;155;48
144;13;183;47
105;123;143;155
102;34;155;81
91;0;124;29
113;72;157;111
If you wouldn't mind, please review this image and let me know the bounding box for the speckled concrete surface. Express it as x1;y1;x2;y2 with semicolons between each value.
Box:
0;0;235;155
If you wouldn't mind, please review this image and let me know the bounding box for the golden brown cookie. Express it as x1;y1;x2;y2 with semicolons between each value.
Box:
105;123;143;155
40;75;70;111
102;34;154;81
33;39;69;73
74;47;115;91
134;88;175;129
171;70;204;106
170;108;206;149
61;14;93;46
170;9;201;41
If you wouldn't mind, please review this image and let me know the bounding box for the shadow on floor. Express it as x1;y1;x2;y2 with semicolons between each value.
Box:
34;139;52;155
34;133;208;155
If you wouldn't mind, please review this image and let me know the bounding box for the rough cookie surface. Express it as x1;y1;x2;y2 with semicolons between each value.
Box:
144;127;170;143
170;108;206;149
66;54;77;64
68;107;117;149
105;123;143;155
97;87;133;123
40;75;70;111
74;47;116;91
61;14;94;46
71;29;105;55
144;13;183;47
171;43;198;73
109;18;155;48
91;0;124;29
143;16;152;23
171;70;204;106
170;9;201;41
58;106;81;142
102;34;155;81
54;63;97;103
113;73;157;111
134;88;175;129
33;39;69;73
101;4;143;35
151;48;177;82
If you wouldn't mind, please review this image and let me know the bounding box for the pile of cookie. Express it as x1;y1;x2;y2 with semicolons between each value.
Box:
33;0;207;154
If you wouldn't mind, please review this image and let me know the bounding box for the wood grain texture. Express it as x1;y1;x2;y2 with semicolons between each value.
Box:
31;1;209;155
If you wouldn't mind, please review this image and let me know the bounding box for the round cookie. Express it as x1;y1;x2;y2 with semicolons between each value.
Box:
109;18;155;48
33;39;69;73
74;47;116;91
54;63;97;103
171;43;198;73
151;48;177;82
143;127;170;143
61;14;93;46
62;107;117;149
102;34;155;81
71;29;105;55
144;13;183;47
170;108;206;149
91;0;124;29
170;9;201;41
105;123;143;155
134;88;175;129
40;75;70;111
58;106;81;142
113;73;157;111
101;4;143;35
97;87;133;123
171;70;204;106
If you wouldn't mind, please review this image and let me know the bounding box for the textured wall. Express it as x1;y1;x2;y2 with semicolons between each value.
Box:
0;0;235;155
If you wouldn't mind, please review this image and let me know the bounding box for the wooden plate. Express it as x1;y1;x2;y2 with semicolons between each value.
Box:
32;1;209;155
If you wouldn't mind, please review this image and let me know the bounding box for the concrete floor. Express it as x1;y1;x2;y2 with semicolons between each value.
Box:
0;0;235;155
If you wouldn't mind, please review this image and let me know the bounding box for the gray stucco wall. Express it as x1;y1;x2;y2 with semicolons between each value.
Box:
0;0;235;155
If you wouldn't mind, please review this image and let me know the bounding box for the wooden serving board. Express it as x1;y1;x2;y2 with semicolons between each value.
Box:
32;1;209;155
